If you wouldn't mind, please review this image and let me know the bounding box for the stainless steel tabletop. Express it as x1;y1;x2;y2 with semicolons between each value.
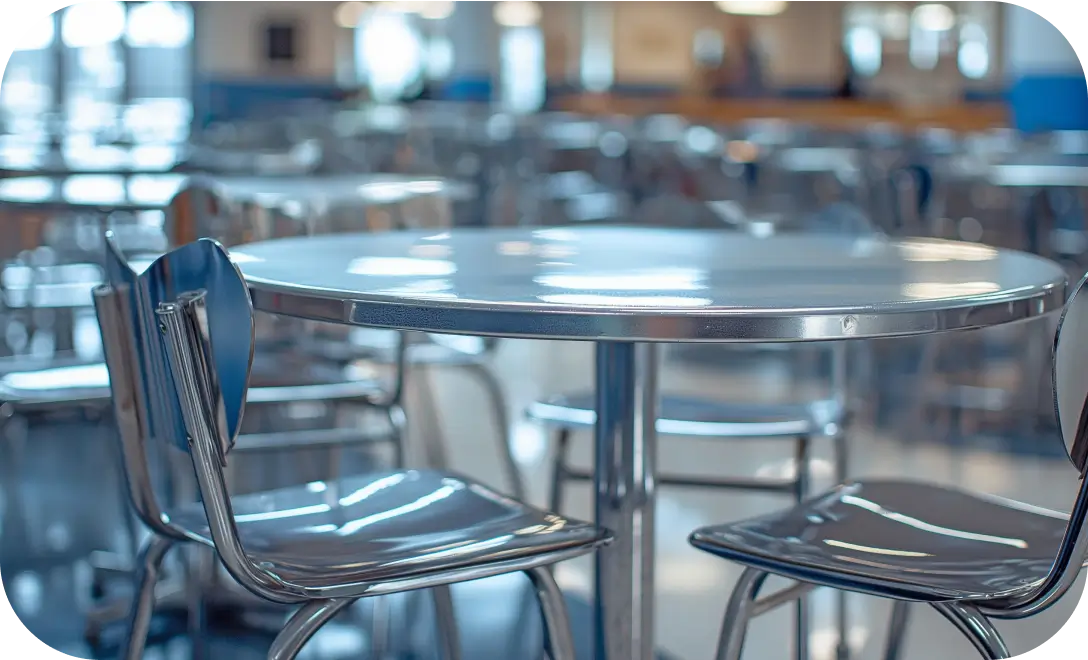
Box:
233;226;1067;342
989;163;1088;188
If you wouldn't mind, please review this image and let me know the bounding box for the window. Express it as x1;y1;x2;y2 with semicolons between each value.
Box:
580;2;613;92
845;26;882;77
61;1;126;48
500;27;545;113
693;29;725;68
356;9;424;102
266;23;298;62
909;4;954;70
12;11;55;51
1;12;56;117
957;22;990;80
125;1;193;48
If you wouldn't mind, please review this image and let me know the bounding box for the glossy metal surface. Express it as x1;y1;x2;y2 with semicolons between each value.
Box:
690;479;1069;602
103;236;254;454
1053;273;1088;472
529;393;839;437
932;603;1010;659
595;343;657;660
232;227;1067;342
166;469;606;589
95;237;609;658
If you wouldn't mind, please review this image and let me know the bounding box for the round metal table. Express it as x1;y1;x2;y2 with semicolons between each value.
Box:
231;226;1068;660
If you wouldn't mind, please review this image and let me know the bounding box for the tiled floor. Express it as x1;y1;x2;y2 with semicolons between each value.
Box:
1;332;1083;659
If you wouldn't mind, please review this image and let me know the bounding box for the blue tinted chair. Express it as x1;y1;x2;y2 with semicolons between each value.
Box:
689;274;1088;660
92;237;610;660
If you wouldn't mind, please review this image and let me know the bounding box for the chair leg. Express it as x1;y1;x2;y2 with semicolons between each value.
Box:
826;427;853;660
185;547;211;660
464;363;525;501
121;534;175;660
432;585;462;660
793;438;811;660
369;596;392;660
526;566;576;660
715;568;770;660
882;600;912;660
267;598;357;660
931;602;1010;660
386;403;408;469
549;428;572;514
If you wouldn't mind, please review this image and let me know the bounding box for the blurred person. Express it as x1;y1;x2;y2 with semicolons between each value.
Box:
836;49;857;99
727;22;766;97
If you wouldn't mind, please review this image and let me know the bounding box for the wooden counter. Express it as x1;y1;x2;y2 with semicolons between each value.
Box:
554;96;1009;133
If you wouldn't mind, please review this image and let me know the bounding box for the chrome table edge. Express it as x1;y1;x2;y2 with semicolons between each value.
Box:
246;284;1067;343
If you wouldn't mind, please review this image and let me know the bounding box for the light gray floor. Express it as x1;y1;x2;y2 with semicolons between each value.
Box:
418;337;1083;660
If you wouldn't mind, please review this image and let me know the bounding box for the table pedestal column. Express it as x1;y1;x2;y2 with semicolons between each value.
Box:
594;342;658;660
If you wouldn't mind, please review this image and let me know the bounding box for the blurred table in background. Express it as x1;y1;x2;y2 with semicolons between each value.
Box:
557;96;1009;133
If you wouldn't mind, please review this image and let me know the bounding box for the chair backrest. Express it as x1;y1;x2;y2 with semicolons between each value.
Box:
96;237;303;600
99;235;254;458
1055;273;1088;474
992;272;1088;618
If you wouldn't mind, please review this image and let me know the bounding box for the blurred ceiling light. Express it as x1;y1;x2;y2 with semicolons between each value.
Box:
335;1;368;28
12;13;55;51
494;1;542;27
913;4;955;32
418;1;455;20
714;1;788;17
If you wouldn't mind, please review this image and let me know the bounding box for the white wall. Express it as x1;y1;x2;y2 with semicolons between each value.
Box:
190;0;851;88
194;1;340;79
1004;3;1079;75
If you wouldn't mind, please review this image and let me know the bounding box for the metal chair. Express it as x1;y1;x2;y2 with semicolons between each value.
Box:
688;273;1088;660
92;237;609;660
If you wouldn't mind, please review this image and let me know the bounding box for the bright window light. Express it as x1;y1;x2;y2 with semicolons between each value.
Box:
126;1;193;48
958;40;989;79
845;26;882;77
500;26;545;114
62;1;126;48
357;9;423;102
12;12;55;51
425;36;454;80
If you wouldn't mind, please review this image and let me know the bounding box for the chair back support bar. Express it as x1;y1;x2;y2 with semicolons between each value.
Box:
985;272;1088;618
157;291;298;602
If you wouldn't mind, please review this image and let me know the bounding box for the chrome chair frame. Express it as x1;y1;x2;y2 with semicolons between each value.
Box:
92;237;608;660
690;273;1088;660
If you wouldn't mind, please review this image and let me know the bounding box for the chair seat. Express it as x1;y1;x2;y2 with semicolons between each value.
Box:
689;480;1069;603
528;392;841;438
170;469;608;592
